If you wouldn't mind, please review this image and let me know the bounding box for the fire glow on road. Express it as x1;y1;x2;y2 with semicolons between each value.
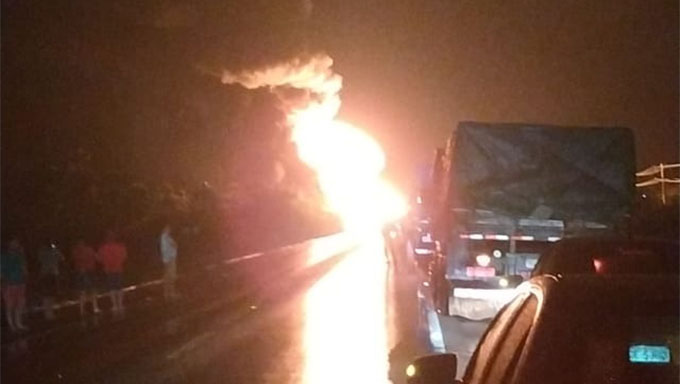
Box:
304;236;390;384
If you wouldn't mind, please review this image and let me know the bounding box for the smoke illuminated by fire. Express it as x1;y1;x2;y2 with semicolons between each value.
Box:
222;54;407;232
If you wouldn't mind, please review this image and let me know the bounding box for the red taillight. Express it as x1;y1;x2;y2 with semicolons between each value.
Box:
593;258;605;273
466;266;496;277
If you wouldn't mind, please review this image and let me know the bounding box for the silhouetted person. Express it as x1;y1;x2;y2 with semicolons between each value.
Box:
159;225;179;301
1;237;28;331
97;231;127;312
72;239;101;316
37;240;64;320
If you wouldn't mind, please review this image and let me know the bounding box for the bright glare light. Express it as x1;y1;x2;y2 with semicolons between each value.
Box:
291;104;407;233
476;254;491;267
492;249;502;258
498;278;509;288
406;364;416;377
414;248;434;255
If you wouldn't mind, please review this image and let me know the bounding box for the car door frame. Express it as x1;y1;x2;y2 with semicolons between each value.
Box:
462;282;547;384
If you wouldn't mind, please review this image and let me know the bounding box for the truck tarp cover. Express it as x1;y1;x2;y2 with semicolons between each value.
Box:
448;122;635;225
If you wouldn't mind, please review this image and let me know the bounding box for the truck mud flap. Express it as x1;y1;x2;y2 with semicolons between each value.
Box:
448;288;518;321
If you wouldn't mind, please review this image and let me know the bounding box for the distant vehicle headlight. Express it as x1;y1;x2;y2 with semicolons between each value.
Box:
498;277;509;288
476;254;491;267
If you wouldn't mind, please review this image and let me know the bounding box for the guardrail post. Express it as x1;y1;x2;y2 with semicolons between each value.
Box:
660;163;666;205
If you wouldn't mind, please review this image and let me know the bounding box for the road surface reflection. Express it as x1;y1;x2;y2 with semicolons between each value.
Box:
304;236;390;384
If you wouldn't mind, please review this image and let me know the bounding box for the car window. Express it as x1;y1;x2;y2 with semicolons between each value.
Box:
465;293;528;384
551;242;597;274
531;252;547;276
484;295;538;384
532;246;567;276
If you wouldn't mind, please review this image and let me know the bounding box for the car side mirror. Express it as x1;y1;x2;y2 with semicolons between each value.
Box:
406;353;459;384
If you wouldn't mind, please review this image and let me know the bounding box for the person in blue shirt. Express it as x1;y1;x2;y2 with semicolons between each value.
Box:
159;225;179;301
1;237;28;332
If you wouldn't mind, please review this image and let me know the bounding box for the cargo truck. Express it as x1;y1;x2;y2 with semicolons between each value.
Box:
429;122;636;318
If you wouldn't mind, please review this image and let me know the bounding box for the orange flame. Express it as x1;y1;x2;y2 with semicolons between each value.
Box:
222;54;407;233
291;106;407;233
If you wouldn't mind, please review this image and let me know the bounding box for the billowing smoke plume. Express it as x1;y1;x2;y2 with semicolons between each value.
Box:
221;53;407;231
221;54;342;125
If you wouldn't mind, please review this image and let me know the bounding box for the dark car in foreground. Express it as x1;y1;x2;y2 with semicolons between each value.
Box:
532;237;679;276
407;274;679;384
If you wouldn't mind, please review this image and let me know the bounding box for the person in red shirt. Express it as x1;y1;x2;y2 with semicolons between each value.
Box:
97;231;127;313
72;239;101;316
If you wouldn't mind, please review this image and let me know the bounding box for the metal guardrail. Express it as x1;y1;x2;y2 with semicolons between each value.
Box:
40;232;352;313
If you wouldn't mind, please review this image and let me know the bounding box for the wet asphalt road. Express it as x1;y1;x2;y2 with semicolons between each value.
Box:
437;315;489;377
2;235;429;384
408;248;490;379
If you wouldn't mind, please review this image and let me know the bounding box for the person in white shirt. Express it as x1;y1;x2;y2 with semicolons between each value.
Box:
159;225;178;301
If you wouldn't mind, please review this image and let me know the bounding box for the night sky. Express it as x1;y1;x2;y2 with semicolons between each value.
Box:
2;0;678;191
313;0;679;183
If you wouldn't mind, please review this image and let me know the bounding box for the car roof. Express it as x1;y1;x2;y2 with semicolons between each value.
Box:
533;237;679;276
551;236;677;246
545;237;679;254
525;274;679;308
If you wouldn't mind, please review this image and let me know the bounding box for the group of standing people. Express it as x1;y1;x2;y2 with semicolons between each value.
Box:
1;226;179;333
71;231;128;315
1;231;131;332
